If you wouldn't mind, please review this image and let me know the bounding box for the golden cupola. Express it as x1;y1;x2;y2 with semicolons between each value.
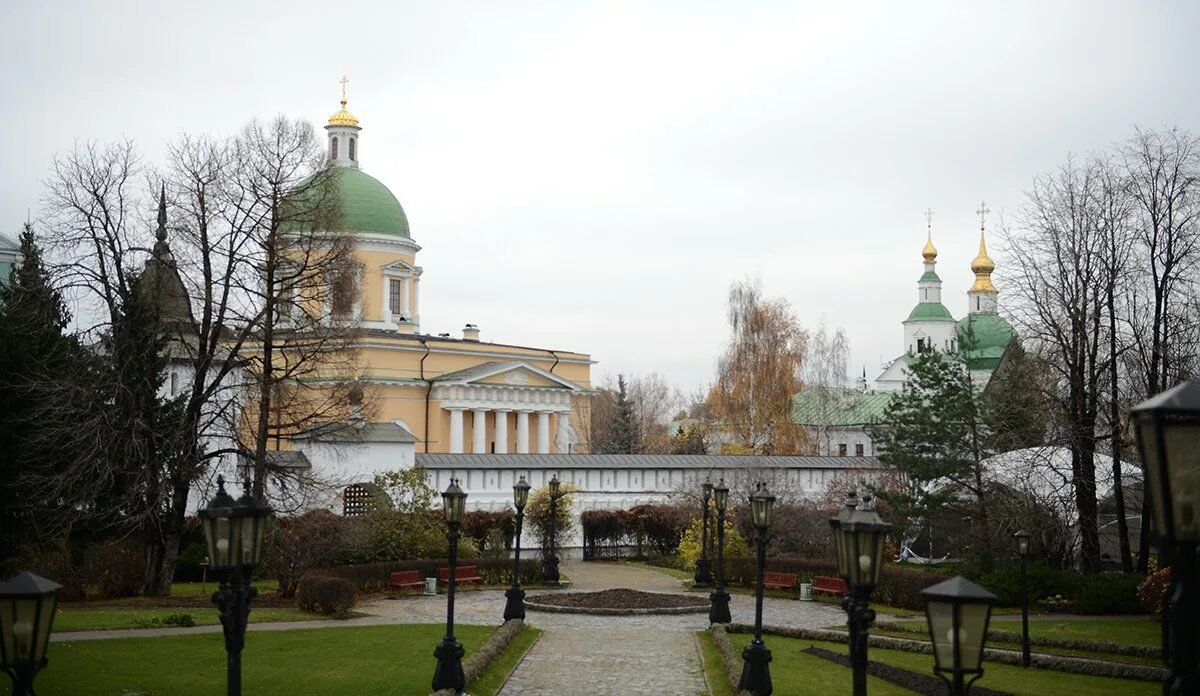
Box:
328;98;359;127
970;230;997;293
922;230;938;263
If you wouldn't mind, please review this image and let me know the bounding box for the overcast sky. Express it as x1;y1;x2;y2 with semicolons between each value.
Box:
3;1;1198;396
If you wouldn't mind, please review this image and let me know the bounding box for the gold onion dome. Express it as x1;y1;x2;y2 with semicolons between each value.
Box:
328;98;359;127
970;231;997;292
922;231;938;263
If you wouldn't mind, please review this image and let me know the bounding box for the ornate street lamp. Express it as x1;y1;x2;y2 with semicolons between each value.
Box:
0;572;62;696
922;576;998;696
1013;530;1032;668
544;475;561;585
695;478;714;587
199;475;272;696
1131;380;1200;693
739;482;775;696
828;490;860;674
708;478;732;624
832;492;890;696
504;476;532;621
433;478;468;693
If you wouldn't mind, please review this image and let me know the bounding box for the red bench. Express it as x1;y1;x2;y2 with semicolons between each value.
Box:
812;575;848;597
761;571;799;591
437;565;483;587
388;570;424;592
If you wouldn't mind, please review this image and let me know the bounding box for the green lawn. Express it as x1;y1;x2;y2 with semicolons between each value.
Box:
53;607;321;632
895;617;1162;649
22;624;505;696
724;633;1158;696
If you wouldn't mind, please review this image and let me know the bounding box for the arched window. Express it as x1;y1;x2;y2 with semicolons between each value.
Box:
976;296;980;311
349;137;357;161
331;136;339;160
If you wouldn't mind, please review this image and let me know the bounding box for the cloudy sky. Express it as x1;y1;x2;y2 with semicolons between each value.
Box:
3;1;1198;396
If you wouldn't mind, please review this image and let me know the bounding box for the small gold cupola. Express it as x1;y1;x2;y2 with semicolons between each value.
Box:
922;231;938;263
328;76;359;127
970;201;997;293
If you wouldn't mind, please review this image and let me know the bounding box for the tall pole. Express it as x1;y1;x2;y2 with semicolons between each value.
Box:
1168;542;1199;695
504;508;526;621
432;522;466;693
738;526;773;695
545;491;560;584
850;589;875;696
1020;554;1031;668
709;503;731;624
214;562;256;696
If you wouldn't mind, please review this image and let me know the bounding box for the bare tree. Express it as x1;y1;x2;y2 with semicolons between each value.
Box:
708;278;809;454
1002;157;1122;573
800;318;851;455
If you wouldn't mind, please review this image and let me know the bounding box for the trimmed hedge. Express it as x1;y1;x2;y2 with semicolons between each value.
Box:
721;556;946;610
296;574;356;614
315;557;543;591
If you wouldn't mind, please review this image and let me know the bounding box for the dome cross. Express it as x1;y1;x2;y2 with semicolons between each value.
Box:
976;201;991;232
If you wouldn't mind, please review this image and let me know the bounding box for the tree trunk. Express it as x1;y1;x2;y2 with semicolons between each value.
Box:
1076;434;1102;573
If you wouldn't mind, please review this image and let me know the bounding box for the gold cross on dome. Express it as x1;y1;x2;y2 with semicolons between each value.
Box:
976;201;991;231
339;75;349;103
924;208;934;233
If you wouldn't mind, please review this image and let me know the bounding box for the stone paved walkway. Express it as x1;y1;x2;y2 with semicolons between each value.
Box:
361;560;847;694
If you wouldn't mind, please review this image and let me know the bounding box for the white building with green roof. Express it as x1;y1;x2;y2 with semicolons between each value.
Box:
0;232;18;286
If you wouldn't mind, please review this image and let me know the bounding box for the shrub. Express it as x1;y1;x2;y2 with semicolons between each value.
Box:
1139;567;1171;615
719;555;945;610
462;510;514;550
262;509;351;598
27;547;86;601
85;542;144;598
315;557;544;591
677;518;749;573
975;562;1069;606
1075;572;1145;615
525;484;576;562
296;574;356;614
344;508;448;564
162;612;195;627
173;542;210;583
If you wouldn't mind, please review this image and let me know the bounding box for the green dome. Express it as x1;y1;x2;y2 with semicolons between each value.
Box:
957;314;1014;370
904;302;955;323
332;167;410;238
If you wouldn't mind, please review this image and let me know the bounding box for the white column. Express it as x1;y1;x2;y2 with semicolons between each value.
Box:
412;275;421;329
494;410;510;453
537;412;551;454
399;277;409;318
556;410;571;453
516;411;530;454
449;408;464;454
472;408;488;454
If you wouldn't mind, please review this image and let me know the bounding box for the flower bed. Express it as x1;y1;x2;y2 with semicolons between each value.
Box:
525;588;709;615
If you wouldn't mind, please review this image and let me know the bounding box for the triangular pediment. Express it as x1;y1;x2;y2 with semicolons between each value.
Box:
434;361;581;390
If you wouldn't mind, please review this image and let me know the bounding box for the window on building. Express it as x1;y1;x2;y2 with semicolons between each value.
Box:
343;484;372;516
389;278;405;316
331;267;355;317
349;137;357;161
917;338;927;353
331;137;338;160
976;296;981;311
855;443;864;456
838;443;848;456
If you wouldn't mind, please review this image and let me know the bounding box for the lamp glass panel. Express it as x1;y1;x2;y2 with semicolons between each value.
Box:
206;514;236;569
33;594;55;663
956;602;991;671
714;487;728;511
10;596;36;663
1138;420;1169;535
831;523;848;578
926;599;955;671
846;529;863;587
857;528;884;586
0;596;13;667
1164;421;1200;541
1016;536;1030;556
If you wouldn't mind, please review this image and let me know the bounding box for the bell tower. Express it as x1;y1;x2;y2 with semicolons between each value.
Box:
326;76;361;169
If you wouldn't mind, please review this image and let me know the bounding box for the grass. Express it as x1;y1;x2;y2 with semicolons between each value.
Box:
470;625;542;695
894;616;1162;649
70;579;283;607
53;607;322;632
695;632;739;696
25;624;498;696
724;633;1159;696
866;627;1160;667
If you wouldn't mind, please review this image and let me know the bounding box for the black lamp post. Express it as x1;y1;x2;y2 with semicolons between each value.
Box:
695;478;714;587
433;478;468;694
709;478;732;625
1014;530;1032;668
504;476;532;621
0;572;62;696
829;490;859;673
198;475;272;696
922;576;998;696
1131;380;1200;695
831;491;889;696
544;475;561;585
739;482;775;696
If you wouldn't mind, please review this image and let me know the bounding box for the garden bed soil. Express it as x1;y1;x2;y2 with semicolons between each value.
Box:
525;588;709;615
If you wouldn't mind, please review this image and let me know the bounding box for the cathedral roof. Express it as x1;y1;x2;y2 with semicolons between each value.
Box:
792;389;892;427
332;167;410;238
904;302;955;323
957;313;1014;370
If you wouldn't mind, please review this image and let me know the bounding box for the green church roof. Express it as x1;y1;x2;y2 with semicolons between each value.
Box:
792;389;893;427
904;302;956;323
957;314;1015;370
919;271;941;282
333;167;410;238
